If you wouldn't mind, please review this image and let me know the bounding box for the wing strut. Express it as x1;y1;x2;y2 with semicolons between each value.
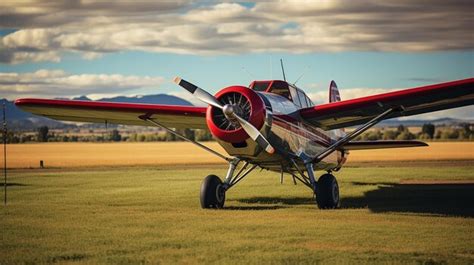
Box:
312;107;402;163
139;115;231;162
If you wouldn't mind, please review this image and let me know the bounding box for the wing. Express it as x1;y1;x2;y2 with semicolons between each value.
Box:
14;98;207;129
342;140;428;150
300;78;474;130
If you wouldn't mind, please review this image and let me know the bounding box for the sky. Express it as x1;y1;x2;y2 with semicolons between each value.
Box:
1;0;473;120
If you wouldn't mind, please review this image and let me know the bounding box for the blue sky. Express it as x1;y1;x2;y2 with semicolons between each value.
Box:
1;1;473;119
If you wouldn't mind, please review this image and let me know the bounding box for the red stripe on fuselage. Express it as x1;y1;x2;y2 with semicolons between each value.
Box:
272;115;332;146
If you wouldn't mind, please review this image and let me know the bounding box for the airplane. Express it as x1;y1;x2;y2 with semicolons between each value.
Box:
14;74;474;209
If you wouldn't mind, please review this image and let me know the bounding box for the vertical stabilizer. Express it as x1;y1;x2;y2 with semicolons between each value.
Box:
329;80;341;103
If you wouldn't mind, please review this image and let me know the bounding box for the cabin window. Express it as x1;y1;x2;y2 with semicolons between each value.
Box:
252;82;270;91
304;95;310;107
289;85;301;107
268;81;291;100
297;90;307;108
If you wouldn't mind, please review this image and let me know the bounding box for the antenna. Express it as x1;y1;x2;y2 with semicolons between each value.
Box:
293;66;311;85
3;102;7;205
280;59;286;81
241;66;255;79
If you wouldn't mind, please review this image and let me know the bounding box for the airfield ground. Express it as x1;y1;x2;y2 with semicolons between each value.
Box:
1;142;473;264
4;141;474;168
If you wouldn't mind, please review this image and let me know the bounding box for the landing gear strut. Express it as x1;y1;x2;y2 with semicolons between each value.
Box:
290;160;340;209
200;158;258;209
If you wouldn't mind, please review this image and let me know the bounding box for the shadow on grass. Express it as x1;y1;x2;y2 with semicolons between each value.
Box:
233;183;474;217
4;182;29;187
224;205;286;211
237;196;314;206
342;183;474;217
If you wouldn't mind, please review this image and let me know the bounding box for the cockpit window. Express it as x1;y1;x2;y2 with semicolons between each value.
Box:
288;85;300;107
251;82;270;91
297;90;307;108
251;81;314;108
269;81;291;99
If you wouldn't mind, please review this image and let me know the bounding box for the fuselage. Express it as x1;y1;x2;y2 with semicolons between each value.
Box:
212;80;348;174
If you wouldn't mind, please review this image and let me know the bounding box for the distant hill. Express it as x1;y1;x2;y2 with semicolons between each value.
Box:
2;94;193;130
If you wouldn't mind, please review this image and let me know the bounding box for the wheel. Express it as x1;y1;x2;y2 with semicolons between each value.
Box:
315;173;340;209
200;175;226;209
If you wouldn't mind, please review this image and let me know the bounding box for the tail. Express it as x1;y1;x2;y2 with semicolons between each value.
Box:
329;80;341;103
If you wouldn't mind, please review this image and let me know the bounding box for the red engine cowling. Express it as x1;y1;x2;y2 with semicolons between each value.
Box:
206;86;266;143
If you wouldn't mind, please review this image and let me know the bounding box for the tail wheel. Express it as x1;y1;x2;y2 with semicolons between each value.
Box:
315;173;340;209
200;175;226;209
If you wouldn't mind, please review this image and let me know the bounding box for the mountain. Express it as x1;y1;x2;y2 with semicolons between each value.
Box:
3;94;193;130
97;94;192;105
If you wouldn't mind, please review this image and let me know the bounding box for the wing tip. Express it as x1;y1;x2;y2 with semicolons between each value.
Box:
173;76;182;85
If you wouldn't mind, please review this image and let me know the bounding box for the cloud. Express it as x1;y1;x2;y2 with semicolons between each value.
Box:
0;0;472;63
307;87;398;104
0;69;165;99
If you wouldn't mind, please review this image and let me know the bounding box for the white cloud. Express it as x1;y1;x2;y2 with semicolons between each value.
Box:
0;0;472;63
0;69;165;99
307;87;398;104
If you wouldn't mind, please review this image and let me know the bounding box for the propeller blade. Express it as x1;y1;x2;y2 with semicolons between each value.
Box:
234;115;275;154
173;77;223;109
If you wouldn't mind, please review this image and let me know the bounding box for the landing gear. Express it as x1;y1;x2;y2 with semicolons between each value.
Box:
315;173;340;209
293;161;340;209
200;175;226;208
200;158;258;209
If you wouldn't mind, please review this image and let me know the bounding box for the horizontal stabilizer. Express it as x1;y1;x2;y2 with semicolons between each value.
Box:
342;140;428;150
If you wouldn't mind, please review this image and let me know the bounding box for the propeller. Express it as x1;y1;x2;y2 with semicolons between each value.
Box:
174;77;275;154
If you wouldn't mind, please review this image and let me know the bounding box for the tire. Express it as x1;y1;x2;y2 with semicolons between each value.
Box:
200;175;225;209
315;173;340;209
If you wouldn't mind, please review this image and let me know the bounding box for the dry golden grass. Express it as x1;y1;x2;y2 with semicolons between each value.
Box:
3;141;473;168
349;142;474;162
5;142;225;168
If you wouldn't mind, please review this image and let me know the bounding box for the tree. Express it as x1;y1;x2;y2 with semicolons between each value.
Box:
382;130;398;140
37;126;49;142
195;130;213;141
422;123;435;139
165;132;176;141
110;129;121;141
183;129;195;141
397;124;406;133
396;131;415;140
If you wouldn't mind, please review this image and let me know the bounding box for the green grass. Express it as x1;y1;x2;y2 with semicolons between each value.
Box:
1;163;474;264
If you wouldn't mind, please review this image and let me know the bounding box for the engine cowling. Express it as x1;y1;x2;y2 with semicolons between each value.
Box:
206;86;266;143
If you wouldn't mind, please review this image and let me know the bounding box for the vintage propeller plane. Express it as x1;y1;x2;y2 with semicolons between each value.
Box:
15;74;474;209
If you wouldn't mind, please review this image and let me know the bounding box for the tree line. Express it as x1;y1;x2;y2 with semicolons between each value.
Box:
1;123;472;143
354;124;472;141
1;127;213;143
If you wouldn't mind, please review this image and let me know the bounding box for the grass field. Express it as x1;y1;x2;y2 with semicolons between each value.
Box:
4;142;474;168
1;161;474;264
1;142;474;264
